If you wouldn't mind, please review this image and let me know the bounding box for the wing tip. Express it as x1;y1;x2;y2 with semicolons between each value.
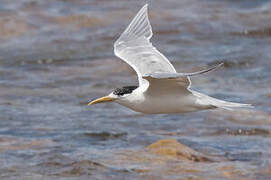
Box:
114;3;152;48
137;4;149;15
142;4;149;10
217;62;224;67
209;62;224;70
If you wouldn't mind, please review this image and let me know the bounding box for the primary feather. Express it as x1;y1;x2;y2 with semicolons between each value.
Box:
114;4;176;86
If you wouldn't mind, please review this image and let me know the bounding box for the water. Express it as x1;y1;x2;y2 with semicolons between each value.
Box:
0;0;271;179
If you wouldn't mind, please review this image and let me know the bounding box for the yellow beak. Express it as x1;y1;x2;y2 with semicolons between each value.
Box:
88;96;114;105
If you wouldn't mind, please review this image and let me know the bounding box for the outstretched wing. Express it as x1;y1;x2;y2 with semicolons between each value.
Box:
114;4;176;86
142;63;224;93
142;63;251;111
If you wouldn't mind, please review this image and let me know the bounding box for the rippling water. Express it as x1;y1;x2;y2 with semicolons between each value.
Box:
0;0;271;179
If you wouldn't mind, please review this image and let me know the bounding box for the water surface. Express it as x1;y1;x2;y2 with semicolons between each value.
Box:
0;0;271;179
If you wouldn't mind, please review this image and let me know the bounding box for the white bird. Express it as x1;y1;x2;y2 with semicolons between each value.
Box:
88;4;252;114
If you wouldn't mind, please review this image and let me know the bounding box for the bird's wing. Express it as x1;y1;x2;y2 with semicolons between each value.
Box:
114;4;176;86
142;63;223;94
142;73;191;96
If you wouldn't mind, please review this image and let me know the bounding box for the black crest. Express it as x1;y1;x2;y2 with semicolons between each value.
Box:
113;86;138;96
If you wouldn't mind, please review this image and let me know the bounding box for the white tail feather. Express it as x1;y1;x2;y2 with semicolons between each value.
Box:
192;91;253;110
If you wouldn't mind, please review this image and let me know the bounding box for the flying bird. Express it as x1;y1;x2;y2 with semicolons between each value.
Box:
88;4;251;114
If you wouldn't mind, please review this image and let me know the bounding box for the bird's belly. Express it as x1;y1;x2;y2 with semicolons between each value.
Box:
128;94;207;114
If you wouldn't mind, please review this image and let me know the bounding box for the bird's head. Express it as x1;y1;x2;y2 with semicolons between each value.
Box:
88;86;138;106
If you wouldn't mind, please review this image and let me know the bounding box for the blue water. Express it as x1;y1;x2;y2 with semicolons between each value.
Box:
0;0;271;179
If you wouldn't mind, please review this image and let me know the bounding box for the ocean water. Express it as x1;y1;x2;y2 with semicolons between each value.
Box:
0;0;271;179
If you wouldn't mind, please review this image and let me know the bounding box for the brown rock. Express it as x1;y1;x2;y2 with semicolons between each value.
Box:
148;139;213;162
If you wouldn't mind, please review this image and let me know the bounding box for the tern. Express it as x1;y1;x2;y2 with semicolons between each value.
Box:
88;4;252;114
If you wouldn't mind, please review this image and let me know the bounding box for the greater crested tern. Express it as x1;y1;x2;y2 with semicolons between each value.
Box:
88;4;252;114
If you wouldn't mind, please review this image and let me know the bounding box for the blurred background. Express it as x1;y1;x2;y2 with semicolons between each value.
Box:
0;0;271;179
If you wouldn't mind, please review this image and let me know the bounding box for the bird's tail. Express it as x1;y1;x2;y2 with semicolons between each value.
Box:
192;91;253;110
208;97;253;110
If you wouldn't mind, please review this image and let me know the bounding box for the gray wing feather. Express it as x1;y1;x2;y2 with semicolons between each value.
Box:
142;63;223;92
143;63;223;80
178;63;224;76
114;4;176;86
